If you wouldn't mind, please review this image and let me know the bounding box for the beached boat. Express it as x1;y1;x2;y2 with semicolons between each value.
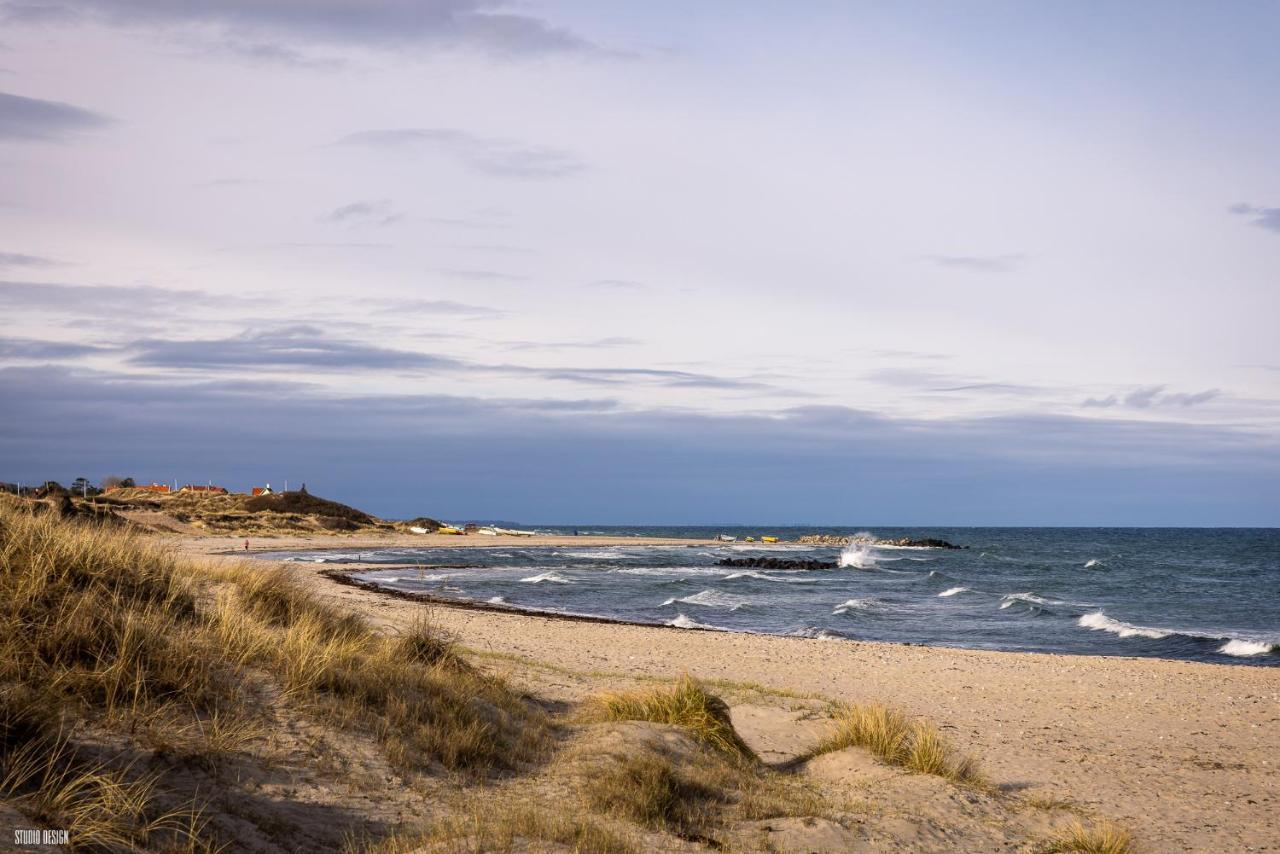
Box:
437;526;465;535
761;536;779;543
716;534;736;542
408;526;431;534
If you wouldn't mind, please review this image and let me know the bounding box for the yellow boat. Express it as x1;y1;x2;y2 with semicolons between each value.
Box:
437;526;465;535
761;536;779;544
744;536;756;542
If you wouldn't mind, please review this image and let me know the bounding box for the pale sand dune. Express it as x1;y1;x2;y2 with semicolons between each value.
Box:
182;534;1280;852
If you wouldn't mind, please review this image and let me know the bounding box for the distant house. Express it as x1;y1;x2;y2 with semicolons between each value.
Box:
251;485;273;497
180;484;228;495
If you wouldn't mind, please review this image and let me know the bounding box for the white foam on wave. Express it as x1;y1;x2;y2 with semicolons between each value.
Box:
1077;611;1169;639
520;571;571;584
1084;558;1103;569
839;543;879;569
667;613;723;630
999;592;1053;610
487;596;507;605
559;549;627;560
833;598;880;614
660;589;750;610
723;571;809;583
938;586;969;597
617;566;724;577
1218;639;1276;657
789;626;845;640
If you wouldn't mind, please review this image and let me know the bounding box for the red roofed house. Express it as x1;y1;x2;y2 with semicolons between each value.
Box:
180;484;228;495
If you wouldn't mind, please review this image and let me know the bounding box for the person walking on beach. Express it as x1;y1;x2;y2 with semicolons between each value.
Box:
244;538;249;551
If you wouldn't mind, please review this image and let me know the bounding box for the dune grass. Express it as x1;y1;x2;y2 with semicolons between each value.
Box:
351;803;638;854
1039;820;1135;853
585;752;718;833
808;702;983;784
584;674;756;760
0;497;548;847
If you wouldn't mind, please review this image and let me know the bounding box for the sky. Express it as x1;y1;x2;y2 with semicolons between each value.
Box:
0;1;1277;525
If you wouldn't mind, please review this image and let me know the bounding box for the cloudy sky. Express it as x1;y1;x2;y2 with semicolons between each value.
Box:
1;1;1277;524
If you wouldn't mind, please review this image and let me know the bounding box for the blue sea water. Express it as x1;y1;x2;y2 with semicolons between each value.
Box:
264;527;1280;666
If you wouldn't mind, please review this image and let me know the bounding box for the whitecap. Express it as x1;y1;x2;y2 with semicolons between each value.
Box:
1219;639;1276;657
667;613;722;630
1084;558;1103;569
661;589;750;610
833;598;879;614
938;586;969;597
520;571;571;584
723;570;809;583
487;596;507;605
1077;611;1170;639
559;549;627;560
999;592;1052;610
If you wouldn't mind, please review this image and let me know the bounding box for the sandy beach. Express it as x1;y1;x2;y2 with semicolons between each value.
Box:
179;533;1279;852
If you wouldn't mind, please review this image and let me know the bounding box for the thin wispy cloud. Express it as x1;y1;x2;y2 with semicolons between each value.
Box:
320;200;403;228
505;337;642;352
1082;386;1221;409
11;0;601;56
0;89;109;140
0;280;258;316
0;251;65;269
923;254;1027;274
0;336;110;360
1228;203;1280;233
372;298;506;319
335;128;585;179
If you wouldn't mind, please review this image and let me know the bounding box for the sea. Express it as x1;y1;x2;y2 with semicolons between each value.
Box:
263;527;1280;666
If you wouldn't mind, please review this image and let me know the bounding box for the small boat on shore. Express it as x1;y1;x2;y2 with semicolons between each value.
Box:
716;534;736;542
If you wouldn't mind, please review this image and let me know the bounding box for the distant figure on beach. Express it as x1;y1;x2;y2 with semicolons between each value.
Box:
244;539;249;551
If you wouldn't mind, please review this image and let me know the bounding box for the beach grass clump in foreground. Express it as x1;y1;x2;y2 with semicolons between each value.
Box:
350;803;638;854
1039;819;1135;854
585;752;718;833
810;702;983;784
585;674;756;760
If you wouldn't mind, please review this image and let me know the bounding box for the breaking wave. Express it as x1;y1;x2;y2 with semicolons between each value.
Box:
839;543;879;569
661;589;750;610
667;613;723;630
938;586;969;597
999;592;1053;610
723;570;809;583
1219;639;1278;657
1079;612;1280;656
487;596;507;605
520;571;571;584
833;598;881;615
1084;558;1103;569
1077;611;1169;639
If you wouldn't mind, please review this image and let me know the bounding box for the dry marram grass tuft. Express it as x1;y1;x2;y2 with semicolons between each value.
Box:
809;701;984;784
585;674;756;760
1039;819;1135;853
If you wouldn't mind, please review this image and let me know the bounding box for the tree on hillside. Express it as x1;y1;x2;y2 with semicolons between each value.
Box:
70;477;100;497
102;475;136;490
